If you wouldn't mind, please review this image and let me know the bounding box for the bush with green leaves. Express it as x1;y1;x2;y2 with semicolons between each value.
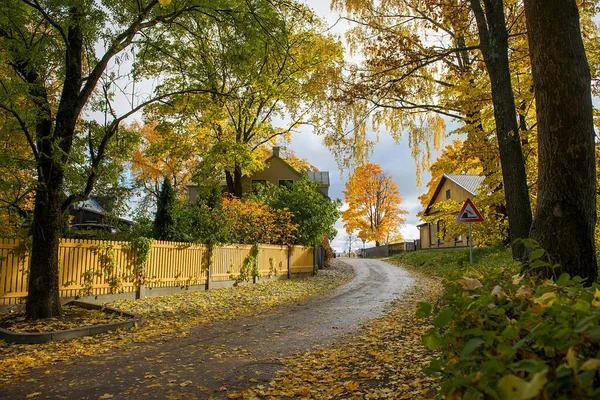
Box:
250;177;340;247
412;242;600;399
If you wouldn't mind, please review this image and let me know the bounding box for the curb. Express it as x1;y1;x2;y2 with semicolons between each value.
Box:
0;301;142;344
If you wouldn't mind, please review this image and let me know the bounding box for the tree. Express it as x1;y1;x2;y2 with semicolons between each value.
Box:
524;0;598;282
131;121;201;205
331;0;534;258
469;0;532;259
147;5;344;197
342;163;407;246
153;177;176;241
220;196;297;245
0;0;296;318
267;177;341;247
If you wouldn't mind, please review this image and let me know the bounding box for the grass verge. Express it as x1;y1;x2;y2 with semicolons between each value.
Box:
389;246;600;399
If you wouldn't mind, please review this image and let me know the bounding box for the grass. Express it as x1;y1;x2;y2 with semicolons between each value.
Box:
387;246;518;280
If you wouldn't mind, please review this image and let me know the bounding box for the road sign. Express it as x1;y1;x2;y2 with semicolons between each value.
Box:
456;198;484;223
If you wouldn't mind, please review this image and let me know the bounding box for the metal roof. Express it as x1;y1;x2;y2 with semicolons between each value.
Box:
444;174;485;195
72;198;133;224
306;171;330;186
423;173;485;215
74;198;105;214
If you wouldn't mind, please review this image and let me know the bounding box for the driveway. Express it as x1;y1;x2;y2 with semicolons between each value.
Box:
2;258;414;399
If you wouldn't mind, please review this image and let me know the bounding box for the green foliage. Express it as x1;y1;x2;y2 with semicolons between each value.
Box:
233;244;260;283
257;177;341;247
153;177;176;241
401;245;600;399
128;237;153;287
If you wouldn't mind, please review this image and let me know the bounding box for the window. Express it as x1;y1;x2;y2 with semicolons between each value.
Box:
278;179;294;189
445;189;451;200
437;220;445;244
455;235;463;242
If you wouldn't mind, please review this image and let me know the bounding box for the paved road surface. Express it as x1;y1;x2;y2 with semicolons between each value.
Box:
2;258;414;399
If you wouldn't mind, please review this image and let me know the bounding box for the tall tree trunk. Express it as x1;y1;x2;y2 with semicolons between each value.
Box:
470;0;533;259
26;156;64;318
25;5;83;318
524;0;597;282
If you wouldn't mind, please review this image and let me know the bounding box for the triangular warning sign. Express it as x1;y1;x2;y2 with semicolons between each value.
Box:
456;198;484;223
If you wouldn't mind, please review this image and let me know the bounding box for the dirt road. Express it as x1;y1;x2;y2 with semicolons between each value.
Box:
2;258;414;399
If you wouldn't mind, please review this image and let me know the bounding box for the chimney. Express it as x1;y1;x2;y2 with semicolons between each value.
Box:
272;146;280;158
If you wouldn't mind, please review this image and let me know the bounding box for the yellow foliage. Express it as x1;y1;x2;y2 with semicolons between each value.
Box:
342;163;408;245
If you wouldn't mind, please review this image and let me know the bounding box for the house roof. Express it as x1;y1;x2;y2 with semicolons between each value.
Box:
424;173;485;214
72;198;133;224
264;153;330;188
444;174;485;195
306;171;330;186
74;198;105;214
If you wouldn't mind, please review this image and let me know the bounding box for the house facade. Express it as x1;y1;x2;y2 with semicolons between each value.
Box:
417;174;484;249
188;147;330;202
69;196;133;232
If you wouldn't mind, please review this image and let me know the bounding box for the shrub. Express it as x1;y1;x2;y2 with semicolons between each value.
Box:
405;245;600;399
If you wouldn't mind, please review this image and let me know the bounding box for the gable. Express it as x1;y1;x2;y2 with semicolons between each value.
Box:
249;156;303;184
424;174;484;215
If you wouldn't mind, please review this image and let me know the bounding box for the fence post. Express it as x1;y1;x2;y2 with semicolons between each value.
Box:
206;244;213;290
253;245;258;284
287;246;292;279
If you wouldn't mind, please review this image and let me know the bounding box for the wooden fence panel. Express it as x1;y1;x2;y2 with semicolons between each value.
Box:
290;246;314;274
58;239;137;298
212;245;252;282
258;245;288;278
145;241;207;288
0;239;317;305
0;239;28;305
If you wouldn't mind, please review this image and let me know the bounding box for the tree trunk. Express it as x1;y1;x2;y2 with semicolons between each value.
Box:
470;0;533;259
26;159;64;318
25;6;83;318
524;0;597;282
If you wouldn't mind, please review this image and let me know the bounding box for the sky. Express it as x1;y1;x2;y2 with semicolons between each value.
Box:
287;1;436;252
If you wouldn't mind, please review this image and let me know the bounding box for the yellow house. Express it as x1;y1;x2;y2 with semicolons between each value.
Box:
188;147;329;202
417;174;484;249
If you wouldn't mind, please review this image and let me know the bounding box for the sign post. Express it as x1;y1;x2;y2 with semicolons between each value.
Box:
455;198;484;264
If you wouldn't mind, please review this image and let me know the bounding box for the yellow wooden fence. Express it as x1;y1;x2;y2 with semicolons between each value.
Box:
0;238;314;306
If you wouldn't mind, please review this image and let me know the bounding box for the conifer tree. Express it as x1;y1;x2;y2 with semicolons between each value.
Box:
154;177;176;241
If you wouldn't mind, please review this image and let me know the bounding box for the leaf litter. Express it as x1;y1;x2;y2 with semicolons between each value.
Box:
233;267;443;399
0;267;351;384
0;304;130;333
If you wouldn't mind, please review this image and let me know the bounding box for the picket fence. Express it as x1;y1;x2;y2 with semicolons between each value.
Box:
0;238;314;306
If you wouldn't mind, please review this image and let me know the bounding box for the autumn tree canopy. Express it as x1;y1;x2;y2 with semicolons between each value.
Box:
332;0;599;262
0;0;310;319
342;163;407;246
144;4;344;197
